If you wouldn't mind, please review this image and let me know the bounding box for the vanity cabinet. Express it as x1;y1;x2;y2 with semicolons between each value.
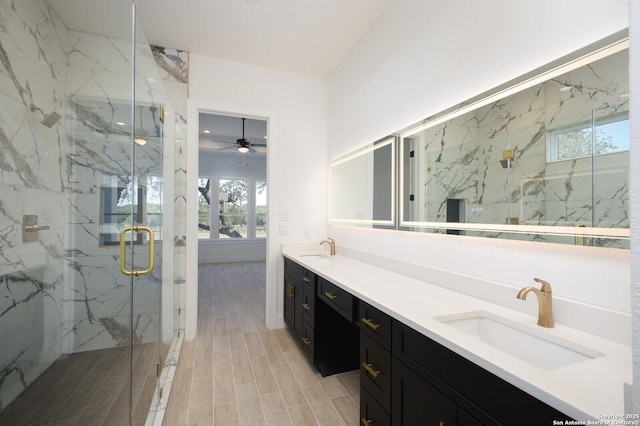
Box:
283;257;316;363
284;255;575;425
283;258;358;375
359;300;392;425
392;320;572;426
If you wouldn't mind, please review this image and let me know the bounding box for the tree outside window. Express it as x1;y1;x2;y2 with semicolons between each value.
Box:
219;179;248;238
197;177;266;239
198;178;211;239
547;113;629;162
256;181;267;238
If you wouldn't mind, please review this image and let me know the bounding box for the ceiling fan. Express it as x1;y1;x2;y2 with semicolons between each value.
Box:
232;117;266;153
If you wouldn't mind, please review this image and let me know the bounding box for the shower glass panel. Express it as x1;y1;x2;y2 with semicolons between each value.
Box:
0;0;177;424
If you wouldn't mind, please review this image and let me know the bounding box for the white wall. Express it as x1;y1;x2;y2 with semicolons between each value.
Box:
188;55;328;330
328;0;630;313
329;0;629;159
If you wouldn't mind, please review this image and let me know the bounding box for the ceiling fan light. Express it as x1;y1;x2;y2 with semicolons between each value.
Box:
238;145;250;153
134;137;148;146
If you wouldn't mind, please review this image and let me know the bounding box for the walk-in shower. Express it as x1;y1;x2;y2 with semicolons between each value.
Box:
0;0;181;424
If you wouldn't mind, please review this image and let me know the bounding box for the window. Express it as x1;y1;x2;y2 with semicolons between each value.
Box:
547;113;629;162
256;181;267;238
198;177;266;239
198;178;211;239
99;175;162;245
219;179;248;238
145;176;163;240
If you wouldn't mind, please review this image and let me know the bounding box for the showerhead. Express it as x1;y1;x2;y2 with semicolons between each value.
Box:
30;103;62;128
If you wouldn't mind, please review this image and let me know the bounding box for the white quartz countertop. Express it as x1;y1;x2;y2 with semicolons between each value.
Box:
281;245;632;421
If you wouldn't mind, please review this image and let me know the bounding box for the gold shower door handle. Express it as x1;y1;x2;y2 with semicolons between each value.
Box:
119;225;155;276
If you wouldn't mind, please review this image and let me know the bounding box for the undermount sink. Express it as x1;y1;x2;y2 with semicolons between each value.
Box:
435;311;604;370
299;254;331;260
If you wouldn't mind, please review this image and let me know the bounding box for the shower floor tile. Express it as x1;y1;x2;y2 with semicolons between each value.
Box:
0;344;158;425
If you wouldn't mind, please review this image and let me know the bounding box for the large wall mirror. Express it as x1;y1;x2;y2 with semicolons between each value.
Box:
330;31;630;248
330;136;395;226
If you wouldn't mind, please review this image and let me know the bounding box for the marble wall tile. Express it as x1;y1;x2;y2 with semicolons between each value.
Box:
151;46;189;84
1;0;187;412
0;0;68;409
149;45;189;336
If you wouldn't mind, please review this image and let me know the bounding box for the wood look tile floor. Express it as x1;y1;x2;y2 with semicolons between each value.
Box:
163;262;360;426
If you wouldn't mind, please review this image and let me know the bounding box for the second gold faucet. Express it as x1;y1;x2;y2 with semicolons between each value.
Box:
320;237;336;255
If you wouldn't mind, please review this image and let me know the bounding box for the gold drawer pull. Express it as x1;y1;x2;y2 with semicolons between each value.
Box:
302;337;312;346
303;303;312;311
287;283;294;298
361;318;381;330
324;292;337;300
362;362;381;378
303;276;311;283
361;418;372;426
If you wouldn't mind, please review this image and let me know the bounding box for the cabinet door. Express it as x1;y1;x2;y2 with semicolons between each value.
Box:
392;358;457;426
283;273;295;330
284;274;302;337
459;409;484;426
292;279;303;338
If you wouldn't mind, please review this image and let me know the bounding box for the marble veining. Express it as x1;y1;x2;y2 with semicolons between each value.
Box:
0;0;188;412
411;50;629;247
151;45;189;84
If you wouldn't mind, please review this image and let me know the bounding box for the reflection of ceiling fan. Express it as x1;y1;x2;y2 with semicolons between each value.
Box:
227;117;266;153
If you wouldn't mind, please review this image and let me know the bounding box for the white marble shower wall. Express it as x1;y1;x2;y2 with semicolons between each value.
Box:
63;29;183;352
0;0;187;408
0;0;68;409
149;46;189;332
419;49;629;245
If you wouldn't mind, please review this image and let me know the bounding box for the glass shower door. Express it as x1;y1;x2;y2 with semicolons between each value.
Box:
0;1;176;423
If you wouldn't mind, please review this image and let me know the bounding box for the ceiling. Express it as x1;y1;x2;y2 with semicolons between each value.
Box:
47;0;392;77
199;114;267;155
49;0;394;153
132;0;392;77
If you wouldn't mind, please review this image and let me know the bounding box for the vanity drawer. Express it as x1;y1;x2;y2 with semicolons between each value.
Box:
284;256;315;285
301;269;315;287
284;256;303;276
317;277;354;322
360;385;391;426
302;285;315;327
360;333;391;413
301;321;314;362
359;300;392;351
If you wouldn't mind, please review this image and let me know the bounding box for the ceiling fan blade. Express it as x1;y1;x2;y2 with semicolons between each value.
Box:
251;143;267;147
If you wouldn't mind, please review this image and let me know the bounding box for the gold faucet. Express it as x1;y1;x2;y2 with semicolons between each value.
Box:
320;237;336;255
516;278;554;328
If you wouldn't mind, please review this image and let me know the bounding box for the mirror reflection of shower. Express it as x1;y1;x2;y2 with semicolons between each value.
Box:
29;103;62;128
